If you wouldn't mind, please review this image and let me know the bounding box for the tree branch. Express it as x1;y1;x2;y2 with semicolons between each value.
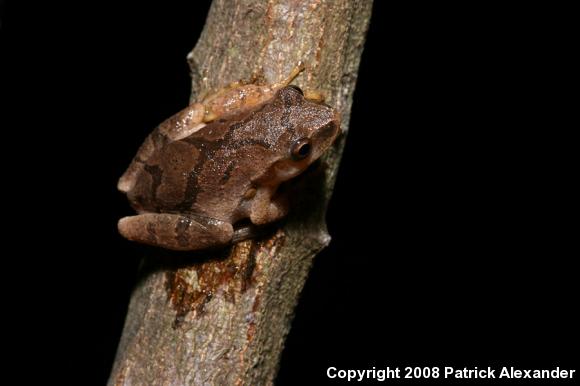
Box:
109;0;372;384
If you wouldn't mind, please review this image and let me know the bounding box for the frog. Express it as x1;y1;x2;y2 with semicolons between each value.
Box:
117;64;340;251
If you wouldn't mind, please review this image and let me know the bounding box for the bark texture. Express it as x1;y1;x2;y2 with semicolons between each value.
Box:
109;1;372;385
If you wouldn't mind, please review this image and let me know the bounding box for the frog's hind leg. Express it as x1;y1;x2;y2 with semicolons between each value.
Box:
117;134;158;193
117;104;206;193
118;213;233;251
271;61;305;89
199;61;304;104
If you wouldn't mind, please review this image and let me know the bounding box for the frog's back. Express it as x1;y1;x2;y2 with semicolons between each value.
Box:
126;104;282;218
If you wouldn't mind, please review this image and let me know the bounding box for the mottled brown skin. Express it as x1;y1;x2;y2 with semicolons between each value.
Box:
117;64;309;194
118;86;340;251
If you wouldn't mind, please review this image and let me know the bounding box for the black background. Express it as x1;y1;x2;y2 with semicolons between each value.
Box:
1;1;577;385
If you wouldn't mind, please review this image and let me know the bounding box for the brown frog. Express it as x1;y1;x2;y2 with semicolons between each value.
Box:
117;65;340;251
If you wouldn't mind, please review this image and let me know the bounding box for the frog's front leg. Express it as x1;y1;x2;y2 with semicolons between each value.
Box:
118;213;233;251
249;188;289;225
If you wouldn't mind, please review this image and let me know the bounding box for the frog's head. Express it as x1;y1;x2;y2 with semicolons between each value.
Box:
268;85;341;182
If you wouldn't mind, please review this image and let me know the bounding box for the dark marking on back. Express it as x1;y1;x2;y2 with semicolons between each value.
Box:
176;106;276;212
178;168;200;212
279;90;298;133
143;164;162;207
220;161;237;184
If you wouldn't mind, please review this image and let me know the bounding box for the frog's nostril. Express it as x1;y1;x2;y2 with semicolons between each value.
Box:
319;121;338;140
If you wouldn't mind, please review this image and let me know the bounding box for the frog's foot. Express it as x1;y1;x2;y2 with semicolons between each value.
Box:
200;62;307;123
271;61;305;89
118;213;233;251
200;80;245;104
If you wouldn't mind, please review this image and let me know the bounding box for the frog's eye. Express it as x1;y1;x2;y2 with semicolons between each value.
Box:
291;138;311;160
287;85;304;95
